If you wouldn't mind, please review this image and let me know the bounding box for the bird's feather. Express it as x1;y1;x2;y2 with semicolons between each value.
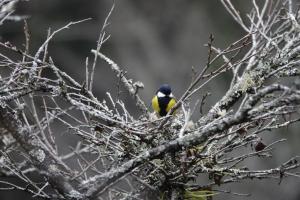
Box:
152;95;160;114
166;98;176;113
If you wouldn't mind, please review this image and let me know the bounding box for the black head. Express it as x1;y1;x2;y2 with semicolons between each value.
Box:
157;84;172;96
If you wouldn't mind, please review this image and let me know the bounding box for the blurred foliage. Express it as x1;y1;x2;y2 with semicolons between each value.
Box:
184;189;217;200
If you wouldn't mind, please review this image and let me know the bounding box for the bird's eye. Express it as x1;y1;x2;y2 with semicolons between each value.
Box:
157;91;166;97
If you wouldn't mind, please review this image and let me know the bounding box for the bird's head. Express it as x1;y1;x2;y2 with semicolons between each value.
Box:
157;84;174;98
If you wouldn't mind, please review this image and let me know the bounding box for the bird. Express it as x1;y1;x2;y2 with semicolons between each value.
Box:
152;84;176;117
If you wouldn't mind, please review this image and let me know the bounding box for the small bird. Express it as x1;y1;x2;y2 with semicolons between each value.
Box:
152;84;176;117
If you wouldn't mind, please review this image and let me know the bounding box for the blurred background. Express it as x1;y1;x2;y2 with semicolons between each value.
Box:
1;0;300;199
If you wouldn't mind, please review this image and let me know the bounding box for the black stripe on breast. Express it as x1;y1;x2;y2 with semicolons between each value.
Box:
158;96;171;116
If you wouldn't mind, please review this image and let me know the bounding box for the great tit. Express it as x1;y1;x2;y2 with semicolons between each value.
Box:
152;84;176;117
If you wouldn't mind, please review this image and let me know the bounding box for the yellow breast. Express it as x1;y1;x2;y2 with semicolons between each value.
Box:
166;98;176;113
152;95;176;116
151;95;160;113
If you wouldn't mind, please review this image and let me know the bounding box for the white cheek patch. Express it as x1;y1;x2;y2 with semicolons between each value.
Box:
157;91;166;98
170;93;174;98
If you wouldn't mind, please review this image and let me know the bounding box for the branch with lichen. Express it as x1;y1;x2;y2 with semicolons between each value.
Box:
0;0;300;199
